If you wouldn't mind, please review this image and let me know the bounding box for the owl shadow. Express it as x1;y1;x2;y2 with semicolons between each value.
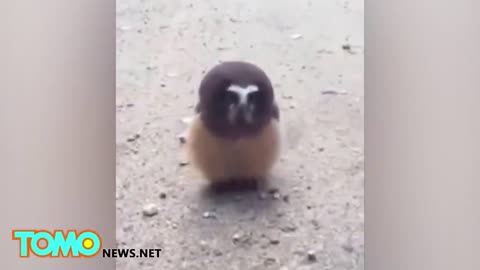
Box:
196;177;282;216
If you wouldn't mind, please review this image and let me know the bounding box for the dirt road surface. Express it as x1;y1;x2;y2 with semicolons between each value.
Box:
116;0;364;269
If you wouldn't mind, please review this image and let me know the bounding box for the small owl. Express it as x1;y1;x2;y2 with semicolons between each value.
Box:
186;61;281;185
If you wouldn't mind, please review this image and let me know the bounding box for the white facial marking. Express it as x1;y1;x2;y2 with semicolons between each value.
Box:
227;84;259;105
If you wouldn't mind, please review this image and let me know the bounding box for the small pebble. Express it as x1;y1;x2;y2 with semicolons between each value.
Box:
232;233;242;242
232;231;250;244
264;257;276;266
213;249;223;256
159;192;167;199
122;224;134;232
272;192;281;200
179;161;189;167
342;44;351;50
270;239;280;245
317;49;334;54
290;33;302;40
307;250;317;261
342;244;354;253
177;133;187;144
127;134;140;142
321;90;339;95
281;223;297;233
202;211;216;219
142;203;158;217
351;147;361;153
282;195;290;203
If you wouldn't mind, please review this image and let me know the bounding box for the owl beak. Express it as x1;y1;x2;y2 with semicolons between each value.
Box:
228;104;248;126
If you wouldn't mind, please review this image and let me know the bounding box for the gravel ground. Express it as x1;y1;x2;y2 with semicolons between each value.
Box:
116;0;364;269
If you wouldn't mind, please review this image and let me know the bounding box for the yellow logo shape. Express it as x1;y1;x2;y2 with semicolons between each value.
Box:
82;238;94;249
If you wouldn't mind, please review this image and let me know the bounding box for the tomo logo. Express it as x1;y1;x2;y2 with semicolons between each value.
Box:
12;230;102;258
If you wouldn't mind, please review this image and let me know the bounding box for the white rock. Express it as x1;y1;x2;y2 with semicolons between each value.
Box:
290;33;303;40
142;203;158;217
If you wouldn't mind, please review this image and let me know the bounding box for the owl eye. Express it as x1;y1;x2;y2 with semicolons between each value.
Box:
248;91;263;104
224;91;238;104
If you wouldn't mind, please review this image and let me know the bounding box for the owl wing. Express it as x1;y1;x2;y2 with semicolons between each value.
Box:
272;101;280;120
194;102;202;114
